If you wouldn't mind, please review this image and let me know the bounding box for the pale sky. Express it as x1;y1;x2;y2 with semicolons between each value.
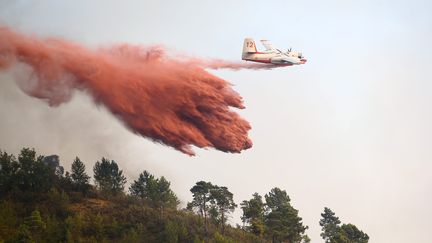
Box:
1;0;432;242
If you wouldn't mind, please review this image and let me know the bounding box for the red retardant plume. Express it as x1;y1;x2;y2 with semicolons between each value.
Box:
0;26;257;155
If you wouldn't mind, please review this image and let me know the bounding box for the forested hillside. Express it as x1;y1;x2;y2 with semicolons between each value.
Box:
0;148;367;243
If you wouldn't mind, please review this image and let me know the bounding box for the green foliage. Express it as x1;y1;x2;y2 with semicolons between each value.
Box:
47;188;70;216
14;224;34;243
160;220;183;243
339;224;369;243
302;234;311;243
71;157;90;194
156;176;180;210
264;187;308;243
320;207;369;243
0;201;18;236
121;228;140;243
22;210;46;242
44;215;66;243
0;151;18;196
212;232;235;243
208;205;220;226
320;207;342;242
209;186;237;234
241;192;265;237
21;149;53;192
25;210;46;231
64;214;83;242
1;148;261;242
193;235;204;243
189;181;237;235
189;181;214;231
190;181;214;217
2;148;56;194
89;213;104;241
1;147;372;243
93;158;126;196
129;170;156;199
129;171;179;218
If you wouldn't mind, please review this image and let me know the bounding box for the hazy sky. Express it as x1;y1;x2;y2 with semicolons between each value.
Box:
1;0;432;242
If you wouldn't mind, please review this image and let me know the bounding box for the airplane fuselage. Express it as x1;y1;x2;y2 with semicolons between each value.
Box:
241;38;306;66
242;52;306;65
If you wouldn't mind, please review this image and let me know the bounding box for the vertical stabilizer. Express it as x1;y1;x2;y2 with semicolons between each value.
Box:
242;38;257;59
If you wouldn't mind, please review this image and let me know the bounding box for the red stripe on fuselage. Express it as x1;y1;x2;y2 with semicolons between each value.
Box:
245;58;272;63
244;59;294;66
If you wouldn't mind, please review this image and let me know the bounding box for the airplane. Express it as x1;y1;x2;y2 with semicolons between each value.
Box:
242;38;307;65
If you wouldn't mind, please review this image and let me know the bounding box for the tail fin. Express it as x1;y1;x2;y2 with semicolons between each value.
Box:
242;38;257;59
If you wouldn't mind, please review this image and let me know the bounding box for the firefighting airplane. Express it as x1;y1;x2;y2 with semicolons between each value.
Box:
242;38;307;65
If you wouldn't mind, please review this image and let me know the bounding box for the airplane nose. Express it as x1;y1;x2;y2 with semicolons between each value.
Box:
300;58;307;64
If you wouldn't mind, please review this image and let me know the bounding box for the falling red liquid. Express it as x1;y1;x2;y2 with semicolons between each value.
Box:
0;26;267;155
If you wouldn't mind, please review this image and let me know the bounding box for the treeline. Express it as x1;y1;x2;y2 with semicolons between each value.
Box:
0;148;368;243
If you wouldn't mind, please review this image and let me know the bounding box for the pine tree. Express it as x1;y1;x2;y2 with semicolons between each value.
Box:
241;193;265;237
209;186;237;235
26;210;46;231
340;224;369;243
319;207;341;243
320;208;369;243
130;171;178;218
93;158;126;196
71;157;90;193
189;181;214;232
265;188;308;243
129;170;157;199
155;176;179;216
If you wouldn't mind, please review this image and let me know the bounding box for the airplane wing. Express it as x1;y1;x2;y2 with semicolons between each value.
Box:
260;40;277;52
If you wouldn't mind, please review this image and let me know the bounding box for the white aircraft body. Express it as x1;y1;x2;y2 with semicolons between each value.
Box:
242;38;307;65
